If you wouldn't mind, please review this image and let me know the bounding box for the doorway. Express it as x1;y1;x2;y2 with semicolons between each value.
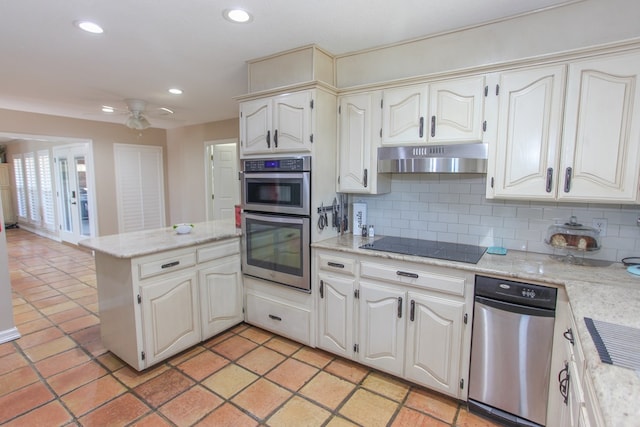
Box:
205;140;239;221
53;143;96;244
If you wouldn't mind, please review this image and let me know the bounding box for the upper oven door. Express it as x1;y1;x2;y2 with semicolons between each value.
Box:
241;172;310;215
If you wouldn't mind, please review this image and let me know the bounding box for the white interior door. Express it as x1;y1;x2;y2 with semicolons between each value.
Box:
205;140;239;221
54;144;95;244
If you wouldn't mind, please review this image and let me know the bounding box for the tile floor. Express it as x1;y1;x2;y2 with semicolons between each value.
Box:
1;228;502;427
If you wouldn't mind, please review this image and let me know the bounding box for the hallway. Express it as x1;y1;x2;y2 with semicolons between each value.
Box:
1;228;498;426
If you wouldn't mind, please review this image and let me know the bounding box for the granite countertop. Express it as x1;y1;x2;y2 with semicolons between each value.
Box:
312;234;640;427
78;219;241;258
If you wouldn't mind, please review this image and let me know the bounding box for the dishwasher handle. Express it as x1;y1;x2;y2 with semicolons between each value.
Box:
475;295;556;318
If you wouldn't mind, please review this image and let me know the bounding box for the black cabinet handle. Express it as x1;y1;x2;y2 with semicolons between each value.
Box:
161;261;180;269
558;362;570;405
546;167;553;193
274;129;278;148
266;130;271;148
397;297;403;318
410;300;415;322
563;328;574;345
431;116;436;137
319;280;324;298
327;262;345;269
419;117;424;138
363;169;368;188
268;314;282;321
396;270;419;279
564;167;572;193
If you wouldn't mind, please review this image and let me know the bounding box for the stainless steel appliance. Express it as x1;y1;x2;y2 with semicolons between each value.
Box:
378;142;488;174
469;275;557;426
360;236;487;264
241;156;311;292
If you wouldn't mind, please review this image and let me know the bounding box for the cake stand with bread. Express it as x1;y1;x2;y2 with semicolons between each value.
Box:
545;216;601;264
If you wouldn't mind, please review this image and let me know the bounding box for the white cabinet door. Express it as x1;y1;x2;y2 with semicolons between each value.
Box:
358;281;405;376
337;91;390;194
381;84;428;145
240;98;272;156
317;272;355;358
240;91;313;156
490;65;566;199
272;91;313;153
140;271;200;367
405;291;465;398
199;254;243;339
560;51;640;203
428;76;486;144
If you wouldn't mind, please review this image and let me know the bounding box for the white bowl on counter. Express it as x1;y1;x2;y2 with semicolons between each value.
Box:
173;223;194;234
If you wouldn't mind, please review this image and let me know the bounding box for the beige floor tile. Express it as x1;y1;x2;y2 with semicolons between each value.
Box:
22;336;77;362
299;371;355;410
405;387;459;423
264;335;303;356
362;371;411;402
211;335;258;360
266;395;331;427
325;416;360;427
391;407;450;426
339;389;399;427
238;326;275;344
292;346;334;368
197;402;259;427
237;346;286;375
61;375;126;417
265;358;319;392
232;378;292;419
113;363;169;388
324;357;370;383
202;364;258;399
159;385;223;425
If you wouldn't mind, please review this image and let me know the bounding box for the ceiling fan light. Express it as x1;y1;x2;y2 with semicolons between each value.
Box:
126;115;150;130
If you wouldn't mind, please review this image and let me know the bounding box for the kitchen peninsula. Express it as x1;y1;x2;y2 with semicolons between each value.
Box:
79;219;243;371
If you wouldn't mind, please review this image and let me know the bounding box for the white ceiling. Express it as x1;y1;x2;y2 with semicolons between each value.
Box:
0;0;575;130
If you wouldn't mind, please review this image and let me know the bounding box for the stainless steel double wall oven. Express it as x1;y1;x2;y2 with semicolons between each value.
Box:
241;156;311;292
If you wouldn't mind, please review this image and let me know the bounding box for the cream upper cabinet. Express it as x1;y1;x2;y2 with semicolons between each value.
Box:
559;51;640;203
337;91;390;194
240;90;313;156
489;65;566;199
381;84;428;145
428;75;487;144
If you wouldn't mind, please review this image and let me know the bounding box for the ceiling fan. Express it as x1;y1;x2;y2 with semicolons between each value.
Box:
109;98;173;130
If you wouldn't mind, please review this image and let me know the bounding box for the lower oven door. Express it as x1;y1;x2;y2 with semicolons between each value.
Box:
242;212;310;292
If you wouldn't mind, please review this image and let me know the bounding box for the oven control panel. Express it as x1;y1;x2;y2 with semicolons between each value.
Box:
243;156;311;172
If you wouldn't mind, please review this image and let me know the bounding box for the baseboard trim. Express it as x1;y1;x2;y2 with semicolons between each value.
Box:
0;327;21;344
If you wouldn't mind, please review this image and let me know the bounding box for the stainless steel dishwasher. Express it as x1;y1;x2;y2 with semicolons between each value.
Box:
468;275;557;427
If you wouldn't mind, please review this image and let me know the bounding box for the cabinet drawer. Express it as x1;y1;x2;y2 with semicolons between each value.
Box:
317;253;356;276
138;251;196;280
197;239;240;263
246;292;311;345
360;261;465;296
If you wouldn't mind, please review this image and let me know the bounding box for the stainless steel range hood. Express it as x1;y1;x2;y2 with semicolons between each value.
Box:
378;143;488;174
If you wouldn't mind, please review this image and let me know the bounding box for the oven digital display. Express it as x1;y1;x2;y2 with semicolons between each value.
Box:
264;160;280;168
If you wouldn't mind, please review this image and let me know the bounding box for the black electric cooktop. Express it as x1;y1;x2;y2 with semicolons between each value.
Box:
360;236;487;264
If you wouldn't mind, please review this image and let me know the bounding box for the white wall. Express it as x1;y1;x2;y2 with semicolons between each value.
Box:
0;194;19;343
355;174;640;263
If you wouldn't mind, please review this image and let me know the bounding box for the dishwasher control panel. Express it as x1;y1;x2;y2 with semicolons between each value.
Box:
475;275;557;310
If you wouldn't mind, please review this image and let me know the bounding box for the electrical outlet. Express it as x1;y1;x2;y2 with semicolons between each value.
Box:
592;218;607;236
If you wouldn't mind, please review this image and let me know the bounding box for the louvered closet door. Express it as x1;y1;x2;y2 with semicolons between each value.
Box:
114;144;165;233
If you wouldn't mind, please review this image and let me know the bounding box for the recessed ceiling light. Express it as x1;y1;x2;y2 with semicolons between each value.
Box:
223;9;253;23
168;88;183;95
102;105;114;113
159;107;174;114
75;20;104;34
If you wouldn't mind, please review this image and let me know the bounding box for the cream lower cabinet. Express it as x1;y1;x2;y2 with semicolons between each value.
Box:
315;249;473;399
96;238;243;371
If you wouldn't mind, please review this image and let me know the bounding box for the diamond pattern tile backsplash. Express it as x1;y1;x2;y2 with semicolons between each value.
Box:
352;174;640;263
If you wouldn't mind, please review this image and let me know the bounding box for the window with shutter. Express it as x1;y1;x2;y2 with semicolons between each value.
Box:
37;150;55;231
12;155;27;219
